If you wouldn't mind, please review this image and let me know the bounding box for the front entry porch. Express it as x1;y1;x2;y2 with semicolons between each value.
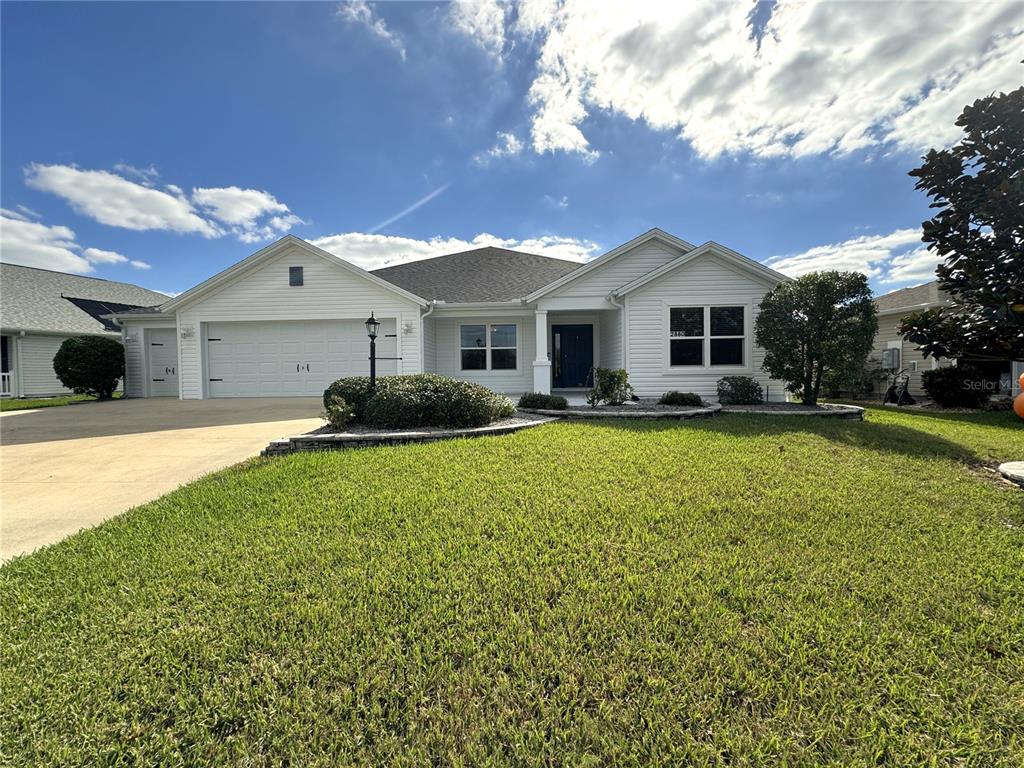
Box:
532;307;620;394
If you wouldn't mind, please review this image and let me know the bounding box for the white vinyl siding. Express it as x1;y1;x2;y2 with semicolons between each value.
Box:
173;244;421;399
549;240;686;299
600;309;623;368
626;253;786;401
17;334;73;397
431;314;535;393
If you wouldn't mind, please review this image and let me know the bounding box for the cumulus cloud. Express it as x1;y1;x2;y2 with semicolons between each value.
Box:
192;186;304;242
25;163;219;237
450;0;508;59
473;131;524;166
765;228;940;285
337;0;406;60
312;230;600;270
454;1;1024;160
0;210;150;274
113;162;160;185
23;163;303;244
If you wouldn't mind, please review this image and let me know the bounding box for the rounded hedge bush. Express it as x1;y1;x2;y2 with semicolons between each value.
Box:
324;374;514;429
658;391;704;407
716;376;764;405
52;335;125;399
517;393;569;410
921;366;991;408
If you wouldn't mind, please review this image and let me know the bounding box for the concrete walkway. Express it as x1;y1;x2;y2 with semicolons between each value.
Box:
0;397;323;560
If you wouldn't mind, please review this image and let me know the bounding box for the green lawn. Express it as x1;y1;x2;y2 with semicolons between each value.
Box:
2;407;1022;766
0;391;122;411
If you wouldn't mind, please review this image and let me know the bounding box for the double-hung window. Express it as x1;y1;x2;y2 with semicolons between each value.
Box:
669;305;745;367
460;324;517;371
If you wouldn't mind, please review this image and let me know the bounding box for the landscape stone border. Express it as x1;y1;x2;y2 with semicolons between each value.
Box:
721;403;865;420
263;415;558;456
998;461;1024;487
518;404;722;419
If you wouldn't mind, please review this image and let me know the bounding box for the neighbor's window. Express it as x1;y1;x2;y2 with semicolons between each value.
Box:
289;266;304;286
669;306;745;367
460;323;517;371
710;306;744;366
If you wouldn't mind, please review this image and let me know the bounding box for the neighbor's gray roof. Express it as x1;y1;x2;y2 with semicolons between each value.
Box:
0;263;170;334
874;280;948;314
371;247;583;302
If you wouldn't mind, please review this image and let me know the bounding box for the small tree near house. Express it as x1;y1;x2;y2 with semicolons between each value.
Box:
755;271;878;406
53;336;125;400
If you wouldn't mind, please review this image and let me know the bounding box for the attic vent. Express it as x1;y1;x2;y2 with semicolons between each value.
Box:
289;266;304;286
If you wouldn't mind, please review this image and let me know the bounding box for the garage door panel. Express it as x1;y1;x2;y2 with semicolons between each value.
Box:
206;320;402;397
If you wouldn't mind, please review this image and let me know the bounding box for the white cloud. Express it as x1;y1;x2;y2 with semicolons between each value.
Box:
542;194;569;209
765;228;939;285
1;212;92;273
473;131;524;166
25;163;220;237
23;163;303;244
450;0;508;59
81;247;128;265
337;1;406;60
311;230;600;270
0;212;151;274
113;162;160;185
192;186;304;242
460;1;1024;160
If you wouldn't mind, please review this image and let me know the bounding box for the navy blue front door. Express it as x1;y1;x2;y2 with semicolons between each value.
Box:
552;324;594;388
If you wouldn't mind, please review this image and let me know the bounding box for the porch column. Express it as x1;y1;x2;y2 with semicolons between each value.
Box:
532;309;551;394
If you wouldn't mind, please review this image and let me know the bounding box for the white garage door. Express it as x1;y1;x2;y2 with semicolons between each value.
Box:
205;319;398;397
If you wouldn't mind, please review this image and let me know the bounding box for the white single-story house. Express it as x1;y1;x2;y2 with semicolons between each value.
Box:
0;263;169;399
107;228;791;401
871;280;951;396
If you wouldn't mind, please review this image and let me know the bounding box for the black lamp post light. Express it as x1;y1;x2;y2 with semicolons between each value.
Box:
365;311;400;390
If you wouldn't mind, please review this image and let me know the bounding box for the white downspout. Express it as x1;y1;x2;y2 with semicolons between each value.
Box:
420;300;437;374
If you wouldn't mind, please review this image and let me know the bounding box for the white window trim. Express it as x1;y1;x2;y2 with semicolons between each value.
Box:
662;303;752;374
459;322;521;373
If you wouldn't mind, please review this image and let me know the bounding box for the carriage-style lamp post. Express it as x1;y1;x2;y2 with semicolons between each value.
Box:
365;312;381;389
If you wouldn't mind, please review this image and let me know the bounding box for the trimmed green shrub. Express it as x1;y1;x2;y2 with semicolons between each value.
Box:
324;394;356;429
52;336;124;399
323;377;374;420
921;366;991;408
518;393;569;410
658;391;704;407
325;374;514;429
717;376;764;405
586;368;634;407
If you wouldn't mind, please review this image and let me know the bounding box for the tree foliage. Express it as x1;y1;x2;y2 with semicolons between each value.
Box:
755;272;878;406
898;86;1024;361
52;336;125;399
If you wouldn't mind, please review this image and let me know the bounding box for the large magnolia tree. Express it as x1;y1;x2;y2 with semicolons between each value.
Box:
898;86;1024;361
755;271;878;406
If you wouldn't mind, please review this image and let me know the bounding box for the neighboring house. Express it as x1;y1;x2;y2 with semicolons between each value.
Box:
0;264;169;398
871;280;951;395
107;228;791;401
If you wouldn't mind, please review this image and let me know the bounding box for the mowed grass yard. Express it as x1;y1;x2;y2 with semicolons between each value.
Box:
2;408;1022;766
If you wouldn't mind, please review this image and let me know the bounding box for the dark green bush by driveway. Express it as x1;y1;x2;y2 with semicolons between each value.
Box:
52;335;124;400
324;374;514;429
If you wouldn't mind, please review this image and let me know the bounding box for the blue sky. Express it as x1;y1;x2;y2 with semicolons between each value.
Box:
2;1;1021;297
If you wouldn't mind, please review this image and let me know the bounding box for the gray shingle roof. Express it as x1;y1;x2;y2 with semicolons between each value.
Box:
371;247;583;302
874;280;948;314
0;263;170;334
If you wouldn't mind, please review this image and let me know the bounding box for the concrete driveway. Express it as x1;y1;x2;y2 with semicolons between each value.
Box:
1;398;323;560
